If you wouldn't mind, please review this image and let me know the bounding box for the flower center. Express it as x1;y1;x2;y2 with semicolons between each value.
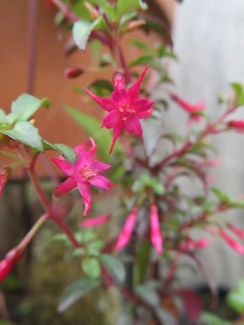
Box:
80;167;96;181
119;103;135;121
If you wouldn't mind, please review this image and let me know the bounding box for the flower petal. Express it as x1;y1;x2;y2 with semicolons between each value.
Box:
136;107;153;119
124;116;142;137
77;180;91;216
114;207;138;250
89;175;112;191
81;214;109;228
112;87;128;105
150;204;163;255
102;109;121;129
84;88;115;111
54;178;77;197
110;122;124;153
51;158;75;177
127;65;149;100
90;161;111;172
130;98;155;112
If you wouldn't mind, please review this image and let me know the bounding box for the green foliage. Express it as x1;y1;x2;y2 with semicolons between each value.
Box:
81;257;101;279
100;254;125;284
132;174;165;195
43;140;77;164
116;0;148;17
231;82;244;106
58;278;101;313
226;278;244;314
1;121;44;152
199;312;231;325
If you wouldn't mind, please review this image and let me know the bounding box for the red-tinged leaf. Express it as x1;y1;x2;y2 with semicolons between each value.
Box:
175;288;203;321
0;167;11;196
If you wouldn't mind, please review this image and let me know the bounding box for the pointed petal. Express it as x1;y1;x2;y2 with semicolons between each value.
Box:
84;88;115;111
136;107;153;119
124;116;142;137
51;158;75;177
77;180;91;216
150;205;163;255
54;178;76;197
112;88;128;105
81;214;109;228
102;109;121;129
130;98;155;112
88;175;111;191
110;122;124;153
114;207;138;250
127;65;149;100
90;161;111;172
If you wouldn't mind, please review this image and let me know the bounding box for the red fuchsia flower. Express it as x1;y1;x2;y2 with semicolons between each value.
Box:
179;238;211;252
0;259;13;282
84;65;154;153
219;230;244;254
0;246;24;282
51;138;113;216
150;204;163;255
227;223;244;240
228;120;244;131
171;94;205;122
81;214;109;228
114;206;138;250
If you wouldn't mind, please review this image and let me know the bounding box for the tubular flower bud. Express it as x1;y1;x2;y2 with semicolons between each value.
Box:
220;230;244;255
179;238;211;252
81;214;109;228
124;20;146;32
64;66;84;78
0;246;24;282
228;120;244;130
171;94;205;122
83;2;100;20
227;223;244;240
114;206;138;250
150;204;163;255
0;167;11;196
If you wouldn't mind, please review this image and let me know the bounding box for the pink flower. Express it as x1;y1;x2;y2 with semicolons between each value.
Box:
51;138;113;216
227;223;244;240
171;94;205;122
84;66;154;153
114;206;138;250
0;259;13;282
81;214;109;228
179;238;211;251
150;204;163;255
228;120;244;130
220;230;244;254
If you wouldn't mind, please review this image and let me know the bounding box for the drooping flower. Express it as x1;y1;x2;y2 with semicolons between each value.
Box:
51;138;113;216
0;246;24;282
219;230;244;255
114;206;138;250
227;223;244;240
81;214;109;228
84;65;154;153
228;120;244;131
179;238;211;252
0;259;13;282
150;204;163;255
171;94;205;122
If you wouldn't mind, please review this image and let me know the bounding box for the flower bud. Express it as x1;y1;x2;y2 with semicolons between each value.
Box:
0;167;11;196
124;20;146;32
220;230;244;254
228;120;244;130
81;214;109;228
64;67;84;78
114;206;138;250
150;204;163;255
83;2;100;20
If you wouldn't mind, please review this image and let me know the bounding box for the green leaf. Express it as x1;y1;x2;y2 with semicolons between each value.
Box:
43;140;77;164
88;79;113;96
231;82;244;106
129;55;165;74
64;106;115;162
226;278;244;314
135;282;160;307
58;278;100;313
11;94;49;121
142;19;172;46
211;188;232;204
119;11;137;29
131;39;150;51
116;0;148;17
199;312;231;325
73;17;107;52
81;257;101;279
1;121;44;152
90;0;118;22
100;254;125;284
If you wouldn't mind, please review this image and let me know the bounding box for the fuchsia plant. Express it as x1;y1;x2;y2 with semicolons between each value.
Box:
2;0;244;324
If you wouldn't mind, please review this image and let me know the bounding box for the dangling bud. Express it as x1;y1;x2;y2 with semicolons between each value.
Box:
220;230;244;254
150;204;163;255
114;206;138;250
0;167;11;196
64;67;84;78
124;20;146;32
